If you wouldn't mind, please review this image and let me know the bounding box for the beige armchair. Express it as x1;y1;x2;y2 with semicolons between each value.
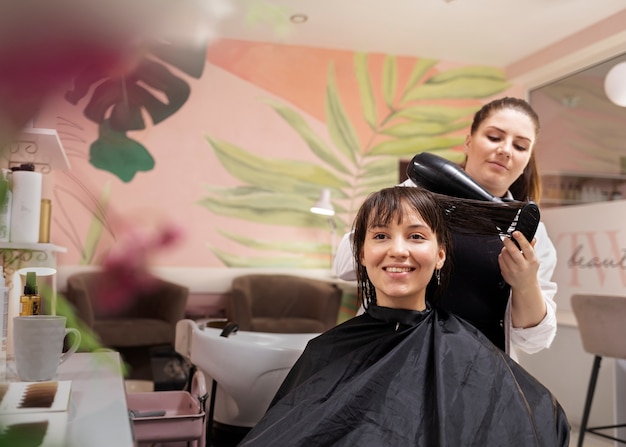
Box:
226;274;343;333
64;270;189;379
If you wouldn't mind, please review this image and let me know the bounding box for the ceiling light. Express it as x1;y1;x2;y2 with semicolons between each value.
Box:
604;61;626;107
290;14;308;24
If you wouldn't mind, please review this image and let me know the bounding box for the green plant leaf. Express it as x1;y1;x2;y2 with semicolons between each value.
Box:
217;229;332;254
81;182;111;265
67;58;191;132
428;65;506;83
55;293;103;352
198;190;330;228
390;105;479;123
404;66;509;102
382;55;397;108
400;58;439;102
264;98;351;174
358;174;398;189
0;176;7;210
369;136;464;156
381;120;471;138
202;184;348;201
90;121;155;182
361;157;400;178
206;136;350;193
200;188;319;213
325;64;361;163
208;245;331;268
354;52;377;129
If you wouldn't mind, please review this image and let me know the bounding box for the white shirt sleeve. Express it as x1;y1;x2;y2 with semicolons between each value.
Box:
507;221;558;356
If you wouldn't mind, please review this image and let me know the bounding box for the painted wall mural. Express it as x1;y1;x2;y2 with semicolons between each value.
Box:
201;41;511;267
35;39;519;269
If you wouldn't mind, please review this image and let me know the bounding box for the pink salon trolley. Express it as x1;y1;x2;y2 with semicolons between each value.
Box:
127;370;208;447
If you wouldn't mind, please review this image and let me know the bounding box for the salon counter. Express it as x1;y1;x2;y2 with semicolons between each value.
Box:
60;351;134;447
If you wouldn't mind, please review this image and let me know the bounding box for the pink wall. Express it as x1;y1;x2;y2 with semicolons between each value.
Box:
33;39;522;269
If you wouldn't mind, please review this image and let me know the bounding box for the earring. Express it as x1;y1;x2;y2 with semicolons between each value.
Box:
435;269;441;286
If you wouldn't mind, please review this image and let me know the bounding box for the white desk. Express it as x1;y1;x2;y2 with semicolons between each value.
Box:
3;351;134;446
59;351;134;447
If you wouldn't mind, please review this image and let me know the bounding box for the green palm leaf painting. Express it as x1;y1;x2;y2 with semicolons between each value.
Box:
200;53;509;267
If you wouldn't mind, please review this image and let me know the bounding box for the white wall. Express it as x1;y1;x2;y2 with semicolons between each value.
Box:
518;201;626;430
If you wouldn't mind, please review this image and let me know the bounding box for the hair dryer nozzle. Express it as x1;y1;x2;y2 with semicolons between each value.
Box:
406;152;503;203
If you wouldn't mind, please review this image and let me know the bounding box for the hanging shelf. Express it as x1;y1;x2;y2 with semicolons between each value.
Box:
3;127;70;173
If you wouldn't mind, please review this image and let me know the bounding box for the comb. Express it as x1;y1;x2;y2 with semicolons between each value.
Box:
506;202;541;250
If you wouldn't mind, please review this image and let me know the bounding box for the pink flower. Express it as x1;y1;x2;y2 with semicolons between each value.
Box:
95;222;185;314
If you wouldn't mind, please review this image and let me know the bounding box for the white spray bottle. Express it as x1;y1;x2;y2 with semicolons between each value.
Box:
0;266;8;381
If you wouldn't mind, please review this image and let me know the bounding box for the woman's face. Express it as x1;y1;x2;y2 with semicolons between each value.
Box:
360;204;445;311
464;108;536;198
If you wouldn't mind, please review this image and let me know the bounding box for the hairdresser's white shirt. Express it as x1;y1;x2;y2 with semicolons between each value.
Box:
333;182;558;360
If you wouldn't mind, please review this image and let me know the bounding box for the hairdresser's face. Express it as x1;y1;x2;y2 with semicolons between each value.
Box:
464;108;535;198
360;205;445;311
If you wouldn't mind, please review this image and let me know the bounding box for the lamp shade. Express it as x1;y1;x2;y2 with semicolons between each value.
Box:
604;61;626;107
310;188;335;216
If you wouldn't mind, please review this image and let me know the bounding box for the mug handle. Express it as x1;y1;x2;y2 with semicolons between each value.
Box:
60;327;82;364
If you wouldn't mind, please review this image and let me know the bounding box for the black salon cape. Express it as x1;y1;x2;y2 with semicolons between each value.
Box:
238;305;570;447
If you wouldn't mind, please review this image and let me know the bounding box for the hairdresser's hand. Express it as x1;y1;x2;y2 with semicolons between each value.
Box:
499;231;539;289
499;231;547;329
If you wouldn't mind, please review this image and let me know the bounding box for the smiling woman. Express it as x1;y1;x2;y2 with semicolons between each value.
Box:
238;186;570;447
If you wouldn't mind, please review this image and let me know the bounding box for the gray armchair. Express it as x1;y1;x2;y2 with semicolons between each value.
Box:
226;274;343;333
65;270;189;379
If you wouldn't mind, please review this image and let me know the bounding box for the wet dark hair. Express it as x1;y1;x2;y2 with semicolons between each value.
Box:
468;97;542;202
353;186;527;309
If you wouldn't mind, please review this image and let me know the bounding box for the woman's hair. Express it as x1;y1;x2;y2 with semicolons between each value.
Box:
353;186;528;309
468;97;542;202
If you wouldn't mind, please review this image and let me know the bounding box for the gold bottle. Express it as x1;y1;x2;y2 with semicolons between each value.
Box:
19;271;40;316
39;198;51;243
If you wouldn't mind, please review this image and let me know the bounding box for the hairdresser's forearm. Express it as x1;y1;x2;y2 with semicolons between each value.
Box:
509;281;547;329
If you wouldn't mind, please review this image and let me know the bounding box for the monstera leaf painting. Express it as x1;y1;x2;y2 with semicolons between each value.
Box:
201;53;509;267
65;41;208;182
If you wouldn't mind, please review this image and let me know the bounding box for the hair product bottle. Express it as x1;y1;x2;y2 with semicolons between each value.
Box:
10;163;42;244
19;271;41;316
0;266;8;381
39;198;51;243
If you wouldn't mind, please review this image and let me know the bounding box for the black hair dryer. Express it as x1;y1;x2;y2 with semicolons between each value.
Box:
406;152;503;202
406;152;541;247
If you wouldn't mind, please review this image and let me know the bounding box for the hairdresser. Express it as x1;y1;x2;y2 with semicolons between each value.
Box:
334;97;557;358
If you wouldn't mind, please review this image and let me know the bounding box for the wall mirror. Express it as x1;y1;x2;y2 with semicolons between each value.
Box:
530;52;626;207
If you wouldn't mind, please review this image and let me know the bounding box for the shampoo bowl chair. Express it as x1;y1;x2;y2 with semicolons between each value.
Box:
175;319;318;429
226;274;342;333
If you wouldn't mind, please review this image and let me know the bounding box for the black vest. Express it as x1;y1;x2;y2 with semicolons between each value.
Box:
439;232;511;351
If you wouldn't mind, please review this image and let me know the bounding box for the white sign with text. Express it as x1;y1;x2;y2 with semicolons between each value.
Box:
543;200;626;313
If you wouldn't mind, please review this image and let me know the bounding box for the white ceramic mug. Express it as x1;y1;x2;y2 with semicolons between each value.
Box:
13;315;81;381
